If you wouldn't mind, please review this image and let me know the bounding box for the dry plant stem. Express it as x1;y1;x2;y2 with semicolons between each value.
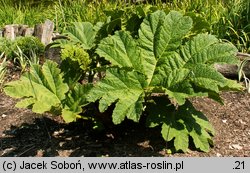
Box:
16;144;35;157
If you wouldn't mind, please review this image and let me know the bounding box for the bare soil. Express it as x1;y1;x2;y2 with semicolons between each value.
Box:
0;75;249;157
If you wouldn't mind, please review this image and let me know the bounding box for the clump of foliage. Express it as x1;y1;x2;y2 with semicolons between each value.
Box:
61;44;91;71
90;11;242;152
0;0;53;28
0;37;12;57
13;36;45;59
4;60;92;123
0;36;44;72
4;10;242;153
0;36;44;60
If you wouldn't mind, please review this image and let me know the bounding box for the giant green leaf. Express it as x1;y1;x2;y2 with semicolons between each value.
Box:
96;31;142;72
62;83;92;122
65;22;97;50
95;11;196;105
150;33;241;104
181;34;239;65
146;97;214;152
4;61;69;114
139;10;193;83
88;68;147;124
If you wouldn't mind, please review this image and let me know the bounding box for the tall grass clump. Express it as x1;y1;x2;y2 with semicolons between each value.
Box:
0;0;54;27
160;0;250;52
0;0;249;52
52;0;120;32
215;0;250;53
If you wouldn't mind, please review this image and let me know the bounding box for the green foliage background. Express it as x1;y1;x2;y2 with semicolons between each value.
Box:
0;36;44;60
0;0;249;52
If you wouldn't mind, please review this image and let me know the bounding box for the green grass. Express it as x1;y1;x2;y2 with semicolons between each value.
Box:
0;0;53;27
0;0;249;52
214;0;250;52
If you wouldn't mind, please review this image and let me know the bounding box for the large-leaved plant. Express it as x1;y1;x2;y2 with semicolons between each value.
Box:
3;10;242;153
89;10;242;152
4;60;92;123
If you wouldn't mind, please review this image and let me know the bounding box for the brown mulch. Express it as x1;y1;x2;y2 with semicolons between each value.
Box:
0;89;249;157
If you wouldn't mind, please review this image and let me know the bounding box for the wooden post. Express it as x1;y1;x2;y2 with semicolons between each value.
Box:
34;19;54;45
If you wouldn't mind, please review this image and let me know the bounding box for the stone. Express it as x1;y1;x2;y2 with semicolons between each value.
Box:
23;28;34;36
3;25;15;40
34;19;54;45
18;25;29;36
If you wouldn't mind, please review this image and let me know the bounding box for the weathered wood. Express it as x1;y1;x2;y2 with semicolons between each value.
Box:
34;19;54;45
215;53;250;78
236;52;250;60
3;25;15;40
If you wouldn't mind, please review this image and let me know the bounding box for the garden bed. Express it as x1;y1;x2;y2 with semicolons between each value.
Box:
0;1;249;157
0;90;249;157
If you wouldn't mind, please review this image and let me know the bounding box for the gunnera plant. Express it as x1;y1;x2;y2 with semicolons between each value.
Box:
4;10;242;153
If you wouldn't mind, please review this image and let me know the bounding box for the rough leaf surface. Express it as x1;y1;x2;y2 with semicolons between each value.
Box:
62;83;92;122
94;10;240;152
65;22;97;49
4;61;69;113
88;68;147;124
146;97;215;152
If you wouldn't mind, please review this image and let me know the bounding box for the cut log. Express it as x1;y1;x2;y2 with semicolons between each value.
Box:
215;53;250;79
215;63;250;79
34;19;54;45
